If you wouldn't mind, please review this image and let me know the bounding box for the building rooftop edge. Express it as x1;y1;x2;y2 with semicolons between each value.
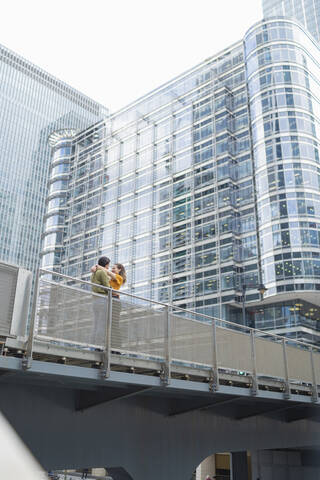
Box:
0;42;109;114
110;39;244;118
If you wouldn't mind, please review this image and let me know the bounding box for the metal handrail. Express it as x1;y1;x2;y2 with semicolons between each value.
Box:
39;268;320;353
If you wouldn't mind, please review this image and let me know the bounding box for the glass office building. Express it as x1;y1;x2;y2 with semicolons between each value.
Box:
262;0;320;42
43;18;320;344
0;44;107;278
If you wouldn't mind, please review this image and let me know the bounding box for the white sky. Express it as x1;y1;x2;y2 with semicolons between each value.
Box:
0;0;262;113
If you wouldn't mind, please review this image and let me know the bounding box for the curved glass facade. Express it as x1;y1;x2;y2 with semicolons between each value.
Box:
41;132;76;271
245;19;320;337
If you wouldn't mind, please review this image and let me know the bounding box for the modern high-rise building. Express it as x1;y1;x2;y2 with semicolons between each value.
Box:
262;0;320;42
0;44;107;279
43;17;320;344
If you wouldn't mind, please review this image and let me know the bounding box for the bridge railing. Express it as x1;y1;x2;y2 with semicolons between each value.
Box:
23;268;320;397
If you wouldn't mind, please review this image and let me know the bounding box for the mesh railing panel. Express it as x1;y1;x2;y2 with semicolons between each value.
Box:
216;327;252;373
286;345;313;383
36;282;109;348
114;298;166;360
255;336;285;379
170;315;212;366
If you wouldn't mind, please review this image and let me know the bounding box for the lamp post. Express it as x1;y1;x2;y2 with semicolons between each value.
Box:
241;283;268;327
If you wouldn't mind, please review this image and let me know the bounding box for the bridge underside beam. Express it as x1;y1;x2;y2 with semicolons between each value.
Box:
236;401;320;423
75;386;154;411
168;395;241;417
235;402;303;421
285;406;320;423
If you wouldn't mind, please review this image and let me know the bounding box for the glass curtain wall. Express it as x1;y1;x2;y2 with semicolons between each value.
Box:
45;41;259;320
0;43;107;280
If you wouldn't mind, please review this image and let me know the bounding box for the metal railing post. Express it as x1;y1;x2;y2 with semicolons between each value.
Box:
101;290;112;379
160;306;171;386
282;339;290;400
250;329;258;396
22;270;40;370
209;318;219;392
310;347;318;403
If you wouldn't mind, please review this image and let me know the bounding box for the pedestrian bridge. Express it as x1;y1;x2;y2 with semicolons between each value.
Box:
4;267;320;402
0;264;320;479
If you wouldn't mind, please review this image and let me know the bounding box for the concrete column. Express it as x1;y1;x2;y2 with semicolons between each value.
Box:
196;454;216;480
231;451;248;480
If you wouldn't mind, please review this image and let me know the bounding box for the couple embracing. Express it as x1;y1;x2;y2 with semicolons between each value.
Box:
90;256;126;349
91;256;126;296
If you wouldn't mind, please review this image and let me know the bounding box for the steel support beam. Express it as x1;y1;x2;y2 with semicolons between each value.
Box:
168;395;241;417
236;402;303;421
75;386;154;411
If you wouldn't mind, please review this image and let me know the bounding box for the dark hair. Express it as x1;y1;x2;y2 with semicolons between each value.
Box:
115;263;126;284
98;256;110;267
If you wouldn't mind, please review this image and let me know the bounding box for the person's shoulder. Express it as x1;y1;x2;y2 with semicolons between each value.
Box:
116;274;123;284
97;269;107;278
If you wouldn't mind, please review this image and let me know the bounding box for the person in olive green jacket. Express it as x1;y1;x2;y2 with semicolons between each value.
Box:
91;256;110;294
91;256;110;345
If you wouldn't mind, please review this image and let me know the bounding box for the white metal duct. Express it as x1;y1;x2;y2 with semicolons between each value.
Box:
0;261;32;338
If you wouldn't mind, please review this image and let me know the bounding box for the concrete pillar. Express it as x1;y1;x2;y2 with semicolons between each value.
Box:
231;451;248;480
195;454;216;480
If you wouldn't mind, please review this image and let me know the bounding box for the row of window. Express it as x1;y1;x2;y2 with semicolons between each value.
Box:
264;258;320;282
256;163;320;194
254;135;319;169
258;194;320;222
260;226;320;252
245;22;308;56
248;64;311;98
250;86;316;121
247;43;314;79
253;111;320;144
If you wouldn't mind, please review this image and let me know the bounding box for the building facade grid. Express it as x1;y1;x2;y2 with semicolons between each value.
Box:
43;18;320;344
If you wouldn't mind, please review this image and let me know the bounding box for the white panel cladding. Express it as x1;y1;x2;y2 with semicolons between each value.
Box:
0;263;17;335
0;261;32;338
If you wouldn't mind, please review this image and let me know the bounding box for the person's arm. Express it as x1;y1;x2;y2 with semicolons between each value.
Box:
108;272;122;287
90;264;98;273
106;270;117;280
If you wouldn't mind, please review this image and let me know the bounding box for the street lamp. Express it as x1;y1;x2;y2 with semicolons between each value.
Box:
241;283;268;327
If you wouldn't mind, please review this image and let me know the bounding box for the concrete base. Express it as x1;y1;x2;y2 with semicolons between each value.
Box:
251;449;320;480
